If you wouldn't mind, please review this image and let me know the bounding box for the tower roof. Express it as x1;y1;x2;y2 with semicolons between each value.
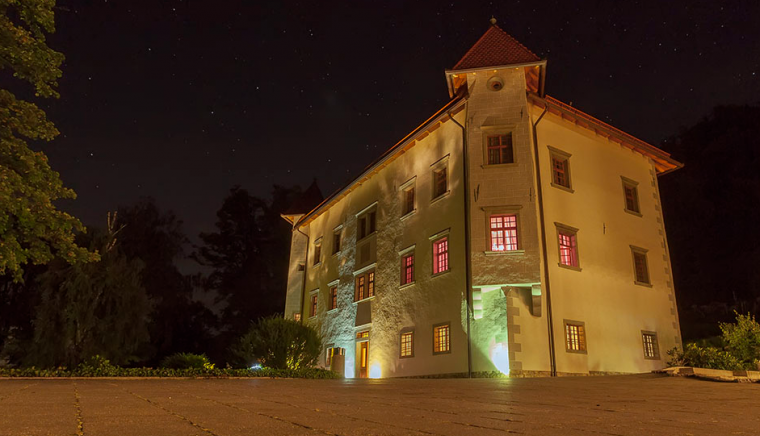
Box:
452;23;540;70
282;178;324;218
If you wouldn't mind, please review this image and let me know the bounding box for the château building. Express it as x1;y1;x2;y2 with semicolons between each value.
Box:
281;20;683;378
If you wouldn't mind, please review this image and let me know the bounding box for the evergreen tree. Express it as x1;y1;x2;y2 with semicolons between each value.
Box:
0;0;97;280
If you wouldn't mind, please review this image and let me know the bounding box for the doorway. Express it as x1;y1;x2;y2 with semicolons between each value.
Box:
359;341;369;378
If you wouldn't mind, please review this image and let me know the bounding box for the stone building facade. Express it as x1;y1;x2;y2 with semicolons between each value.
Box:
282;21;683;378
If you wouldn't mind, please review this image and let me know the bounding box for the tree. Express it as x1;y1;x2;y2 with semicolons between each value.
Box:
25;215;150;367
194;185;302;346
1;0;96;281
233;316;322;369
115;199;216;362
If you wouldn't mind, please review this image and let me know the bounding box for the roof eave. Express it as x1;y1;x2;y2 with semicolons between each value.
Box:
445;59;546;76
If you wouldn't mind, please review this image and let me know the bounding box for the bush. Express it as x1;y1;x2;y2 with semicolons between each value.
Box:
667;343;743;371
0;365;339;379
76;355;119;376
720;312;760;369
160;353;214;370
234;316;322;370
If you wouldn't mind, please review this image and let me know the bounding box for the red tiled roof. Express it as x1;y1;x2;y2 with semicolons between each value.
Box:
453;24;540;70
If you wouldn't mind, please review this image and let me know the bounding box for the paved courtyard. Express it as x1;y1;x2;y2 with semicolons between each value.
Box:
0;374;758;435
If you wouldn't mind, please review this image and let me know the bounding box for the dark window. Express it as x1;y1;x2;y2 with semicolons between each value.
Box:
433;168;447;199
333;232;341;254
552;156;570;188
624;184;640;213
633;250;650;284
358;217;367;239
642;332;660;359
368;211;376;234
330;286;338;310
404;187;415;215
310;294;318;318
313;244;321;266
487;134;514;165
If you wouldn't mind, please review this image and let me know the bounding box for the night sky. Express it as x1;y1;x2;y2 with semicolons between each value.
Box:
32;0;760;244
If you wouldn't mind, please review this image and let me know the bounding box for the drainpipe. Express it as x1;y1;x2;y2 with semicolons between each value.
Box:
448;104;473;379
295;223;310;323
530;103;557;377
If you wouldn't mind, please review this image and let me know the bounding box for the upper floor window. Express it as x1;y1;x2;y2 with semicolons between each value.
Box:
433;168;447;199
354;270;375;301
313;240;322;266
549;147;572;191
622;177;641;215
309;293;318;318
357;209;377;240
400;331;414;358
403;187;415;216
433;237;449;274
564;320;586;353
490;214;519;251
631;246;651;285
642;331;660;359
401;253;415;285
332;229;342;254
487;133;514;165
330;286;338;310
433;323;451;354
556;224;580;269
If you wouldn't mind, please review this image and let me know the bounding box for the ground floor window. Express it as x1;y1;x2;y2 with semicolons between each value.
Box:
642;331;660;359
564;320;587;353
400;331;413;358
433;323;450;354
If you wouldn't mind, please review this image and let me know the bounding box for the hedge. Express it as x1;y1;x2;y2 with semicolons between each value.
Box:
0;366;340;379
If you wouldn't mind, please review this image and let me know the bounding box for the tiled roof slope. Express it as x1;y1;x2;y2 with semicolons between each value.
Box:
453;24;540;70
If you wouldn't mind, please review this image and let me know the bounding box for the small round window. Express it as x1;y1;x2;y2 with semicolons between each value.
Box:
487;77;504;92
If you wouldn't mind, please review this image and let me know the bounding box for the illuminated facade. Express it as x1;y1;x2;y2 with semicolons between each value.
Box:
282;20;683;378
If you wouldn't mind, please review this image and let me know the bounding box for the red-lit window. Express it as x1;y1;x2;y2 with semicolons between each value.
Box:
404;187;415;215
487;134;514;165
368;272;375;297
558;230;578;267
490;214;518;251
433;168;447;199
433;237;449;274
330;286;338;310
355;276;366;301
401;254;414;285
552;156;570;188
310;294;318;318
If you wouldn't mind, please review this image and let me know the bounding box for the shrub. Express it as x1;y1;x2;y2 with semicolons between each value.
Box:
667;343;743;371
234;316;322;370
75;355;119;376
0;365;339;379
720;312;760;370
160;353;214;370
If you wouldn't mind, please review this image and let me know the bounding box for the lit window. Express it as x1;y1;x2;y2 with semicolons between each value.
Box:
631;247;650;285
565;321;586;353
557;227;579;268
622;179;640;214
490;214;519;251
400;331;413;358
403;187;415;215
433;324;450;354
401;253;414;285
433;237;449;274
368;272;375;297
330;286;338;310
313;240;322;266
310;294;318;318
487;133;514;165
356;330;369;339
333;231;341;254
433;168;447;199
293;313;301;322
549;147;572;190
642;331;660;359
355;275;366;301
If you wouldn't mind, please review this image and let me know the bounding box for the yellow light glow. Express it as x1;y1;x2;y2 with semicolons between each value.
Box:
490;342;510;375
369;364;382;379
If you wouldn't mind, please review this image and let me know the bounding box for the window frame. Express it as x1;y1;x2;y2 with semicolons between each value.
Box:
399;176;417;219
641;330;660;360
356;202;378;242
313;238;322;266
630;246;652;286
430;155;450;202
309;291;318;318
399;329;414;358
354;269;376;302
564;320;587;354
329;285;338;311
486;133;515;166
432;236;450;276
433;322;451;355
548;146;573;193
332;226;343;255
621;176;642;216
555;223;581;271
401;252;415;286
489;213;520;252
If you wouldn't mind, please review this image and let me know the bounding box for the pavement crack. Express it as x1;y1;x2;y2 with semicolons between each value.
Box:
114;385;222;436
74;382;84;436
186;392;345;435
0;383;35;402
